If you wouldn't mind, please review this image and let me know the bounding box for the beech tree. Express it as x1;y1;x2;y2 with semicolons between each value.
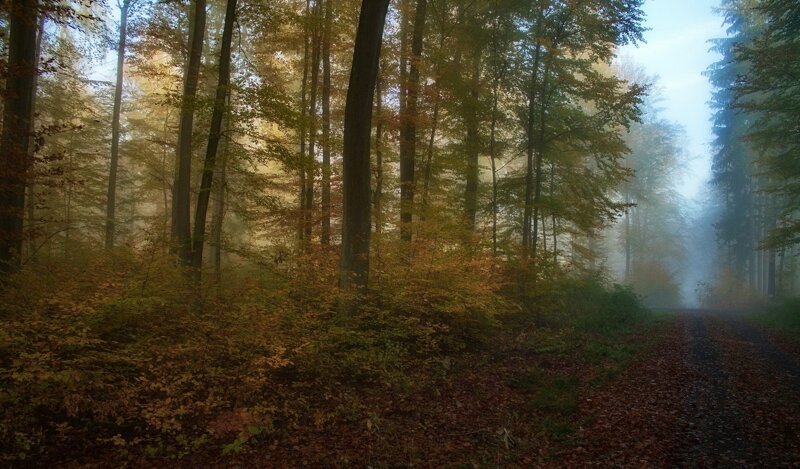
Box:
191;0;237;272
174;0;207;266
105;0;133;250
0;0;38;273
340;0;391;291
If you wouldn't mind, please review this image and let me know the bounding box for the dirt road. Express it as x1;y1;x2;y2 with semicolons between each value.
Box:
572;310;800;467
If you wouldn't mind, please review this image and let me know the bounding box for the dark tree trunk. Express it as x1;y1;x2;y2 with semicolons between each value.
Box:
298;0;311;244
105;0;131;250
399;0;427;242
373;62;384;239
340;0;390;291
0;0;38;274
421;73;441;216
210;108;229;283
25;14;44;261
190;0;236;272
489;75;500;254
531;60;552;261
321;0;332;246
624;194;631;281
521;43;542;257
174;0;207;266
305;0;323;244
463;47;481;231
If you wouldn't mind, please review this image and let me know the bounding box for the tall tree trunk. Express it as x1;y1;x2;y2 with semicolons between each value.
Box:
298;0;311;244
521;42;542;258
550;161;557;266
210;111;229;284
421;61;441;216
0;0;37;274
105;0;131;250
340;0;390;291
305;0;322;244
531;59;552;261
399;0;427;242
373;62;384;240
174;0;207;266
191;0;236;272
320;0;332;246
26;14;45;261
463;47;481;231
624;195;631;282
489;79;499;254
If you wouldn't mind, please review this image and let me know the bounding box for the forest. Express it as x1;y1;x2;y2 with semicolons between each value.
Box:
0;0;799;465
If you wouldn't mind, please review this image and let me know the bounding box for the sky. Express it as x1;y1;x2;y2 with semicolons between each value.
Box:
618;0;728;202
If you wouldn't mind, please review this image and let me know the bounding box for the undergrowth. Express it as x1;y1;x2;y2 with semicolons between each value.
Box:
751;298;800;342
0;251;650;463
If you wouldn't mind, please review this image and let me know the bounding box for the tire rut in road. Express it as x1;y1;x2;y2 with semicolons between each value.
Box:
677;313;762;467
725;316;800;389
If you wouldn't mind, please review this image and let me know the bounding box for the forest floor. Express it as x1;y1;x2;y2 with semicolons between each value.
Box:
220;310;800;467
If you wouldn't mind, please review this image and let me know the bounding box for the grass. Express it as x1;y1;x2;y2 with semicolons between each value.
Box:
750;298;800;342
503;300;668;445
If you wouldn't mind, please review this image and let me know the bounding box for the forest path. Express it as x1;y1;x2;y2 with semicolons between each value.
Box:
568;310;800;467
677;310;800;466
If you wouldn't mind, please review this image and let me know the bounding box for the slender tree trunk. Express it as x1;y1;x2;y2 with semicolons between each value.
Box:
105;0;131;250
521;42;542;258
298;0;311;244
624;195;631;282
373;62;384;239
489;80;499;254
550;161;556;266
210;112;229;283
340;0;390;291
421;66;441;215
531;60;552;261
399;0;427;242
0;0;37;274
463;47;481;230
321;0;332;246
191;0;236;272
420;42;444;220
174;0;207;266
305;0;322;243
541;209;547;252
25;14;45;261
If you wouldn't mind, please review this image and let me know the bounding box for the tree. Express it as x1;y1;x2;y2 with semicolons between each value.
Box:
340;0;391;291
398;0;427;242
105;0;133;250
0;0;38;273
320;0;333;246
191;0;237;272
174;0;207;266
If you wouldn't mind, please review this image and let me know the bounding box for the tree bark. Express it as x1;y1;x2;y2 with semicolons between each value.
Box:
463;46;481;231
174;0;207;266
340;0;390;291
320;0;332;246
373;62;384;239
399;0;427;242
531;59;552;261
298;0;311;244
521;42;542;257
105;0;132;250
305;0;322;244
191;0;236;272
25;14;45;260
210;109;229;283
489;87;498;254
0;0;38;274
